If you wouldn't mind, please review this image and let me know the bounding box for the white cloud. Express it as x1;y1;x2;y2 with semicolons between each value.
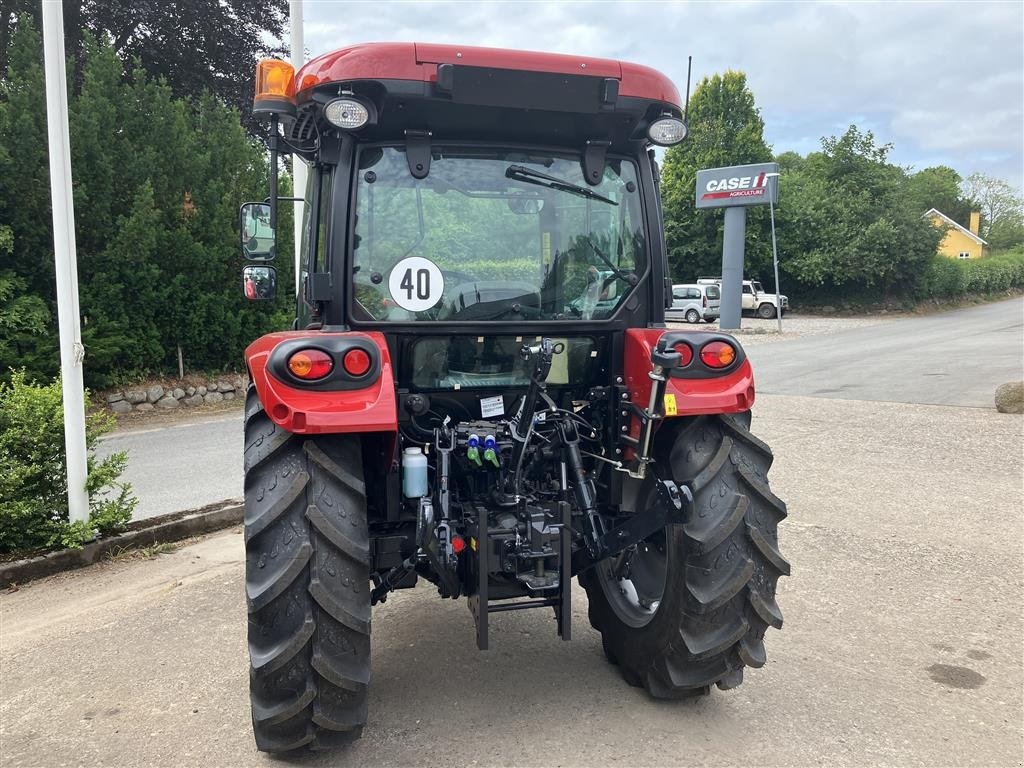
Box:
297;0;1024;188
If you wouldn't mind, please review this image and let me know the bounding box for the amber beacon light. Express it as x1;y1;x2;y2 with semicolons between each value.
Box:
253;58;296;115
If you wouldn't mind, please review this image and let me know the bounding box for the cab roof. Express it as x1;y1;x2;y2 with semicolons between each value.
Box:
295;42;681;109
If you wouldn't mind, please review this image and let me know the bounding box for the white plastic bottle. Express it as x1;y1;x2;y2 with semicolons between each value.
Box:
402;447;428;498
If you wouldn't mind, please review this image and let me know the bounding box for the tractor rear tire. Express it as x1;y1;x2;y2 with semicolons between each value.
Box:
244;388;371;753
581;413;789;698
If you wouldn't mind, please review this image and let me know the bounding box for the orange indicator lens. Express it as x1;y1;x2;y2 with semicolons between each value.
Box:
288;349;333;380
700;341;736;369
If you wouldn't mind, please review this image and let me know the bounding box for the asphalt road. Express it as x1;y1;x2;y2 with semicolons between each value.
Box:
4;393;1022;767
746;298;1024;406
99;413;243;520
100;299;1024;521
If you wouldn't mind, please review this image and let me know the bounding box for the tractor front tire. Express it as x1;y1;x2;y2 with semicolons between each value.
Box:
581;413;789;698
244;389;371;752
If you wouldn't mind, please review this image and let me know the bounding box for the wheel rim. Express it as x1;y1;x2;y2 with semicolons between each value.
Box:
596;529;668;628
686;310;699;323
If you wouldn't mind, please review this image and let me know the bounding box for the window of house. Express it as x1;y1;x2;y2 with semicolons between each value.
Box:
959;252;971;260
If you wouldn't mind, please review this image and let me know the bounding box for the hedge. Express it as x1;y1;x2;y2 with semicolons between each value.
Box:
915;248;1024;300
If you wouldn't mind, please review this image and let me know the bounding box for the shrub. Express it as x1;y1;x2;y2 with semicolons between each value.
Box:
0;371;136;554
914;249;1024;300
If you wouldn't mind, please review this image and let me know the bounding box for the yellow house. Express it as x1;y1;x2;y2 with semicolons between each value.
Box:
925;208;987;259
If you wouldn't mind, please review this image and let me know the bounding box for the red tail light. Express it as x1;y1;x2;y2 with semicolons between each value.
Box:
700;341;736;369
673;343;694;366
703;295;708;308
342;348;371;377
287;349;333;380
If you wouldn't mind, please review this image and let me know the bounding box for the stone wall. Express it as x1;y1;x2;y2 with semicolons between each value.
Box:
105;374;249;414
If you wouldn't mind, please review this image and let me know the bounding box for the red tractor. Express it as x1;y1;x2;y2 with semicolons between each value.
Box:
240;43;788;753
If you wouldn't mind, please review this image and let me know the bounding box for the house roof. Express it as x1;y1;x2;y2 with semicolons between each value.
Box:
923;208;988;245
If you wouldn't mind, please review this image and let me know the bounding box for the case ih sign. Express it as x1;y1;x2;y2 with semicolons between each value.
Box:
695;162;779;209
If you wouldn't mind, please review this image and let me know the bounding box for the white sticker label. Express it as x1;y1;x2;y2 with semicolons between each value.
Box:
388;256;444;312
480;395;504;418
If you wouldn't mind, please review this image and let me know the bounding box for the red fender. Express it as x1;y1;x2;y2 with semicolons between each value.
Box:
623;328;756;419
245;331;397;435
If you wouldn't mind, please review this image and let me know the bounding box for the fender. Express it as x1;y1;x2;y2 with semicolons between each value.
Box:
245;331;397;434
623;328;755;417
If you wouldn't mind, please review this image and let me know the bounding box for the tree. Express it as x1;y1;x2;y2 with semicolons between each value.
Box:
0;226;53;377
773;126;941;295
905;166;972;225
962;172;1024;249
660;71;773;281
0;0;288;134
0;16;293;387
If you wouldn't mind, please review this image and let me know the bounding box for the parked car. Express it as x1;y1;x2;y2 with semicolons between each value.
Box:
697;277;788;319
672;283;720;323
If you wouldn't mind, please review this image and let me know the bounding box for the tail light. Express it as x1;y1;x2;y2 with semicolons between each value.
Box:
703;294;708;308
287;349;333;380
700;341;736;369
673;343;694;366
342;348;372;377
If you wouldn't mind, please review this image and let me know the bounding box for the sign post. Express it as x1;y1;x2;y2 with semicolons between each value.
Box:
766;171;783;332
695;162;779;330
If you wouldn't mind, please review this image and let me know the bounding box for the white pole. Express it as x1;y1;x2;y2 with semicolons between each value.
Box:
41;0;89;524
290;0;306;297
766;172;783;333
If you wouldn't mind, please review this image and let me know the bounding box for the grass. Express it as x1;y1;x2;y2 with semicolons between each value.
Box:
104;541;179;562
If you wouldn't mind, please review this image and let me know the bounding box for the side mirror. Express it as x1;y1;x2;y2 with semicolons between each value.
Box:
243;265;277;301
240;202;275;260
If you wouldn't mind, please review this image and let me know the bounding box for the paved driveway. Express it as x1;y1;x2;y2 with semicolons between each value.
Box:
5;393;1022;766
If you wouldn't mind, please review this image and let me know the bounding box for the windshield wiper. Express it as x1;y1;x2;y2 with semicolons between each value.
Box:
584;235;638;286
505;165;618;206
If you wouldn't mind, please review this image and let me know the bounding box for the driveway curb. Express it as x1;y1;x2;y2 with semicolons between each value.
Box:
0;500;243;588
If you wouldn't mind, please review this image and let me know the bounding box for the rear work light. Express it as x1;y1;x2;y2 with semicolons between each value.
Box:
700;341;736;369
342;348;372;377
647;117;688;146
288;349;333;380
253;58;296;115
324;98;370;129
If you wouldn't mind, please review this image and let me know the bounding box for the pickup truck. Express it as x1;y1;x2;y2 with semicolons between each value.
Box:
698;277;789;319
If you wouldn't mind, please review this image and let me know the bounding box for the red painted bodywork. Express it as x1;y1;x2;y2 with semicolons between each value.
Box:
245;331;397;435
295;42;682;108
623;329;755;420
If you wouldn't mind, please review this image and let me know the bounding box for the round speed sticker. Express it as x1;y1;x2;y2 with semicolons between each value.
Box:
388;256;444;312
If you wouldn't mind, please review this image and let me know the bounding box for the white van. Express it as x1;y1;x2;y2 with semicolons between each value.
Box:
671;283;720;323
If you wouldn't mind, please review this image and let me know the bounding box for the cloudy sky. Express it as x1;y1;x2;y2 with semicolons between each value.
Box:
299;1;1024;190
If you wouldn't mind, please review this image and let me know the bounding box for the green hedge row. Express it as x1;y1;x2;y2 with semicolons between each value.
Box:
915;249;1024;300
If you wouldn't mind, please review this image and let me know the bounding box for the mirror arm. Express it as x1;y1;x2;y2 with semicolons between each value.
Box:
269;113;279;231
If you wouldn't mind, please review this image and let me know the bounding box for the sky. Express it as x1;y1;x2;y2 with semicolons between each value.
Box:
298;0;1024;191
